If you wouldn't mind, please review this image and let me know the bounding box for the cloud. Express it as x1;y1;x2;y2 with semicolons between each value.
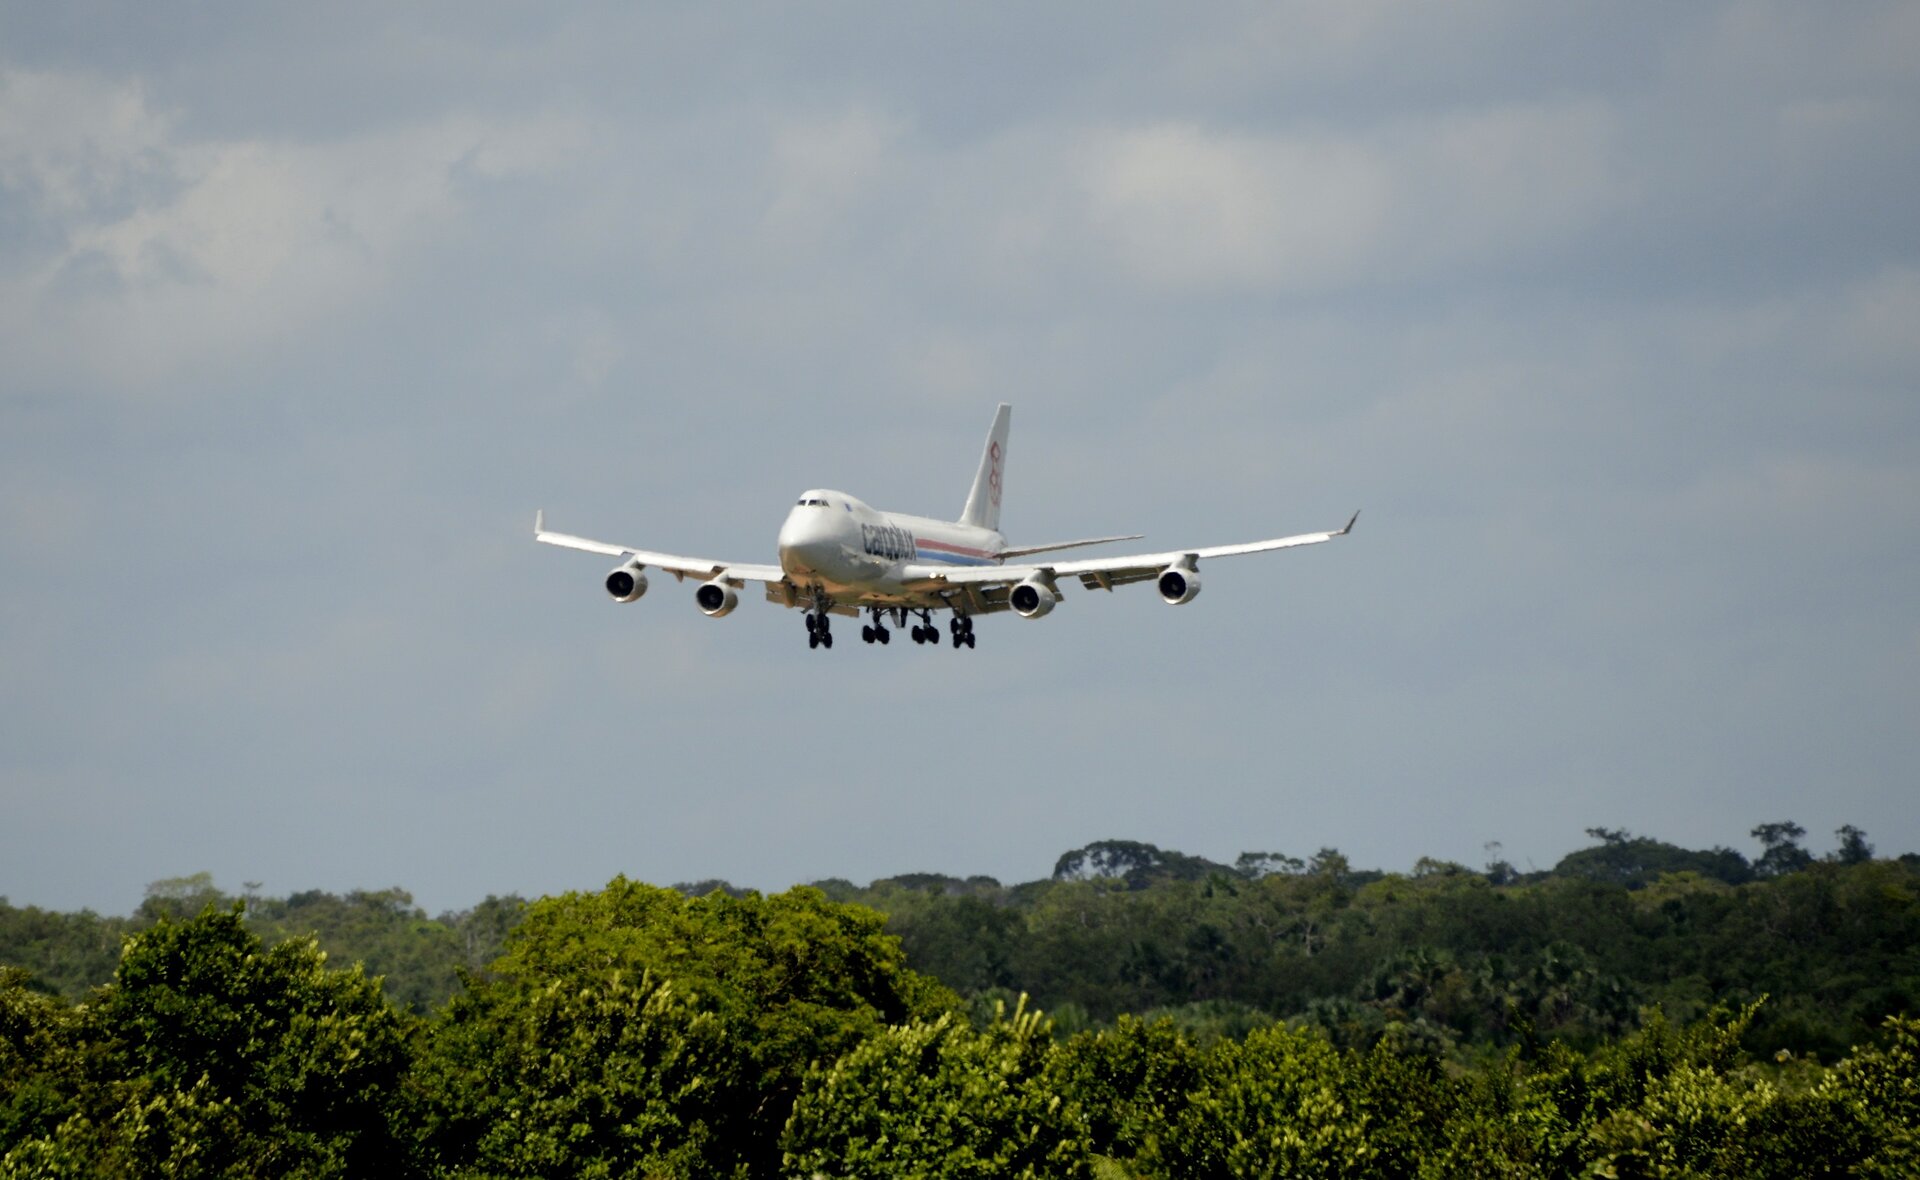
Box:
1074;101;1628;295
1825;267;1920;378
0;68;585;394
764;107;909;252
1080;122;1392;293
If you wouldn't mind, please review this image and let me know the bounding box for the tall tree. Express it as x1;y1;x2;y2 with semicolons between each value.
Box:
1752;821;1814;877
414;879;956;1178
2;908;416;1177
1833;824;1874;865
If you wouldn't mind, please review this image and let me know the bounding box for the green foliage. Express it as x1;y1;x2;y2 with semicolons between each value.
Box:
1053;840;1234;889
1570;1004;1877;1178
1833;824;1875;866
1149;1023;1387;1178
0;901;131;1001
246;887;518;1015
1135;999;1276;1046
6;844;1920;1177
1050;1015;1203;1160
1;881;527;1016
416;878;956;1178
1818;1016;1920;1177
875;890;1023;997
783;997;1089;1179
1752;820;1816;878
0;968;84;1156
414;968;731;1178
860;844;1920;1059
1553;835;1753;888
136;872;231;922
1;906;416;1179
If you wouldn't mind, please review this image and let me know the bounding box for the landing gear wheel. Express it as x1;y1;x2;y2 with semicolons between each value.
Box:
861;625;875;644
965;632;976;649
806;614;817;634
877;627;890;644
822;631;833;649
808;632;819;649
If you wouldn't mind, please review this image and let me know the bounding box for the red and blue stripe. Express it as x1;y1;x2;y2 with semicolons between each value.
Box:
915;538;999;567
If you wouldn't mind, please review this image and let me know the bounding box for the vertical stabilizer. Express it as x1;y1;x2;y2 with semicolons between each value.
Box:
958;403;1011;532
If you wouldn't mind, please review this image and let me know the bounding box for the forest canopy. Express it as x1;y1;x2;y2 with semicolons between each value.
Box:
3;824;1916;1176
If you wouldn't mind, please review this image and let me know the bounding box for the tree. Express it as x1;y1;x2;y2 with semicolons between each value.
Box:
1235;852;1305;879
2;907;417;1177
415;879;956;1178
134;872;228;922
1483;841;1519;886
1753;821;1814;877
1818;1016;1920;1175
1050;1015;1204;1163
0;967;85;1158
438;893;525;976
1053;840;1230;889
1555;835;1752;888
416;968;732;1178
1833;824;1875;865
0;902;129;1002
1151;1023;1388;1178
245;887;469;1015
1308;847;1352;881
782;997;1089;1179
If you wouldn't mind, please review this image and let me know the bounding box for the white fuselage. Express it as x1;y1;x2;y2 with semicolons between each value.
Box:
776;489;1004;605
537;401;1356;648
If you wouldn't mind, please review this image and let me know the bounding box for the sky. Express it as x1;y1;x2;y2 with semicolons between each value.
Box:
3;2;1917;916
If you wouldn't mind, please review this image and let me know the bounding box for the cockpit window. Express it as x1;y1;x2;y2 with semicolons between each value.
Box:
796;497;829;507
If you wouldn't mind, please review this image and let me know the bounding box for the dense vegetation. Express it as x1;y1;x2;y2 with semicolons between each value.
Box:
3;824;1917;1176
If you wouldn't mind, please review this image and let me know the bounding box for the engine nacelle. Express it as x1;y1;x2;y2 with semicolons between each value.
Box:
605;562;649;603
695;577;740;618
1008;577;1058;619
1157;564;1201;605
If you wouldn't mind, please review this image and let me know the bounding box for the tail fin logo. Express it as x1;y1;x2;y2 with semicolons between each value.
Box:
988;442;1003;506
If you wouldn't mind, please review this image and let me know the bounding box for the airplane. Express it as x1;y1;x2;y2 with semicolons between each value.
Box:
536;403;1357;650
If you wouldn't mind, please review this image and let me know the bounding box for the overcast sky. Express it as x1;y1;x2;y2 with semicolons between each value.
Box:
4;3;1917;916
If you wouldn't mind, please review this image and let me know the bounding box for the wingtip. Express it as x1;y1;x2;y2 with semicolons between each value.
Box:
535;509;545;536
1341;510;1360;535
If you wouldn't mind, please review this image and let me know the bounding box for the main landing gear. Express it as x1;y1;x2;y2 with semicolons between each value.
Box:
948;613;976;649
805;607;833;649
814;604;975;651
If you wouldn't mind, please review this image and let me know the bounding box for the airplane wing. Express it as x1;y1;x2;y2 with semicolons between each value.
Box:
999;533;1145;559
909;511;1359;594
534;511;787;586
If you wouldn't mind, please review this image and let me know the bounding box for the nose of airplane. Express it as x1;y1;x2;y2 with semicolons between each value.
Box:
778;508;832;576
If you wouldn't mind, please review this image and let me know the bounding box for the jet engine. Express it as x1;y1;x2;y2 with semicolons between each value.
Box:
1009;577;1058;619
605;562;649;603
695;577;740;617
1157;564;1201;605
